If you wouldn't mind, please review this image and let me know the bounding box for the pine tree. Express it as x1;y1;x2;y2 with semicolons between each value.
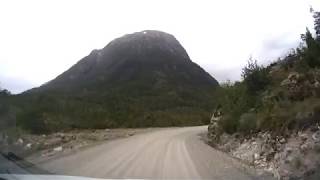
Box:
301;28;320;67
313;11;320;41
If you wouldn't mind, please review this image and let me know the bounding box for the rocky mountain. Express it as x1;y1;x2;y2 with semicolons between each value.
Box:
18;30;219;133
37;30;217;93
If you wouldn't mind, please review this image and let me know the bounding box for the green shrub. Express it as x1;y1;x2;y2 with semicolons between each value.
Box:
17;109;51;134
242;59;270;95
214;80;259;134
301;29;320;68
238;113;257;133
211;15;320;136
259;107;294;133
218;115;239;134
256;98;320;133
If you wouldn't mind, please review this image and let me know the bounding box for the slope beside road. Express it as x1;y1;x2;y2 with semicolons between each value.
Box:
26;126;273;179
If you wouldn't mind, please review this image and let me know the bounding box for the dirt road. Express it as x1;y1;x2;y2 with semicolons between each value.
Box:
36;126;273;179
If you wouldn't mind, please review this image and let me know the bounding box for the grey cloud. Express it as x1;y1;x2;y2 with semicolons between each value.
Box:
0;76;36;94
263;34;299;50
256;33;301;63
205;33;303;83
206;66;243;83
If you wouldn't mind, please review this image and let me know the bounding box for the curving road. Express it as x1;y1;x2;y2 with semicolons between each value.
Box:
36;126;273;179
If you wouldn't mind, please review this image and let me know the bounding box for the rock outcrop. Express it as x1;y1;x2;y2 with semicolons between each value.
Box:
208;107;223;145
280;71;320;101
208;124;320;180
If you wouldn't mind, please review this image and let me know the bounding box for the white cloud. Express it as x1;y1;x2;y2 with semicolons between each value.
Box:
0;0;320;93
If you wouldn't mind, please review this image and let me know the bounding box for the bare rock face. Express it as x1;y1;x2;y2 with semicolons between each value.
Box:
208;108;223;145
210;126;320;180
280;70;320;101
39;30;218;92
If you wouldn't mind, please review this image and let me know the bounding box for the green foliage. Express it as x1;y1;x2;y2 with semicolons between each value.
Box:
14;85;214;134
219;115;238;134
256;101;295;133
214;18;320;136
252;97;320;134
242;59;270;95
300;28;320;68
0;87;11;97
313;11;320;41
0;88;15;132
238;112;257;133
213;59;270;134
214;81;256;134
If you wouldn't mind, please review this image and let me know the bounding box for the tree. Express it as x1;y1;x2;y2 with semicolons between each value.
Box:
213;81;256;134
301;28;320;67
313;11;320;41
241;59;270;95
0;84;14;131
0;89;11;96
0;84;11;97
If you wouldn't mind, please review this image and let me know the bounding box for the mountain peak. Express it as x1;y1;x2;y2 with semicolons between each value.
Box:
24;30;219;129
103;30;190;62
38;30;216;92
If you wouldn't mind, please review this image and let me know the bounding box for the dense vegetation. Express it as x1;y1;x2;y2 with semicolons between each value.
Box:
11;87;215;134
213;11;320;136
0;88;13;129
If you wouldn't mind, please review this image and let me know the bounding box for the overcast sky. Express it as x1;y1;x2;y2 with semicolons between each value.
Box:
1;0;320;94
